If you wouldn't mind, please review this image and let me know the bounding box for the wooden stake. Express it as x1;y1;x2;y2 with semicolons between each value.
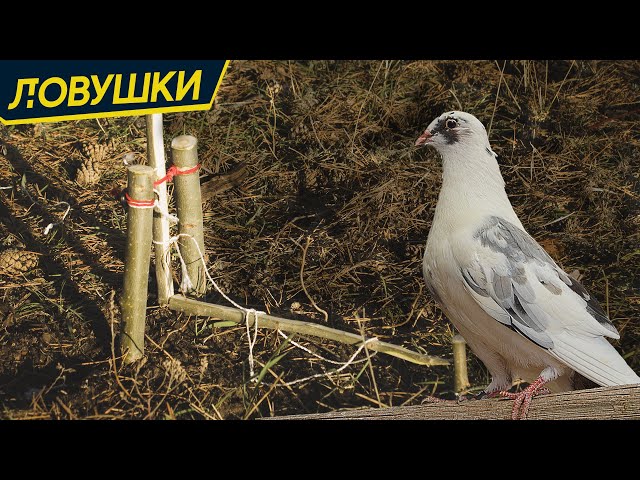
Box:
146;114;174;306
171;135;206;296
120;165;155;363
168;294;449;366
452;334;470;393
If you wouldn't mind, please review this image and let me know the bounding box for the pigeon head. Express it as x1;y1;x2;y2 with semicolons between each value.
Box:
415;111;490;153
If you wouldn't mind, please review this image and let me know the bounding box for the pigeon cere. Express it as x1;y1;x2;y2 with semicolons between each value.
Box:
416;111;640;419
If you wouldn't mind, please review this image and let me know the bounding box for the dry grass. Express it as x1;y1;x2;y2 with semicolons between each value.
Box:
0;60;638;419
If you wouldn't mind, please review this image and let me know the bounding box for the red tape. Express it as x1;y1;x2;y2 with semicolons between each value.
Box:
153;163;200;187
124;192;155;208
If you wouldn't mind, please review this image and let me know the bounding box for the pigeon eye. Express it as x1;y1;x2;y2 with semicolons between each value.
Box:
446;119;458;129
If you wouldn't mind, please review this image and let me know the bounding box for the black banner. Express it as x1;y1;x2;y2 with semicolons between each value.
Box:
0;60;229;124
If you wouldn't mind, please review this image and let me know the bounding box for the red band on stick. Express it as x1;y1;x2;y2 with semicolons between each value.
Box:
153;163;200;187
125;191;155;208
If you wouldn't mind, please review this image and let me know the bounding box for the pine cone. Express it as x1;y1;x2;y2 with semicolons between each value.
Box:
76;157;102;186
82;142;112;163
76;140;119;186
0;249;40;277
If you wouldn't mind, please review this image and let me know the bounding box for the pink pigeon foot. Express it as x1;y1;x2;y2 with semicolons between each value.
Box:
498;376;550;420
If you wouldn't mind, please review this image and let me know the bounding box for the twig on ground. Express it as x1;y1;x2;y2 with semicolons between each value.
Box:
295;236;329;323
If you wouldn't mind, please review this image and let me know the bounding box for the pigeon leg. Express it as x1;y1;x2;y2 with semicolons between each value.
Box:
498;377;551;419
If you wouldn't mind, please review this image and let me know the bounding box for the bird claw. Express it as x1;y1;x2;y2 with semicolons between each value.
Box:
497;379;549;419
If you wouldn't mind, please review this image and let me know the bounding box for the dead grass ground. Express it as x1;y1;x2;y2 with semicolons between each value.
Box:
0;60;638;419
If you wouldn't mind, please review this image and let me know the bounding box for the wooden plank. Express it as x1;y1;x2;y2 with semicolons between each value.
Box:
269;384;640;420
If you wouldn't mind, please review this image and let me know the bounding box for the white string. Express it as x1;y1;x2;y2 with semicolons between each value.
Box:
178;235;264;382
173;236;194;292
43;202;71;235
181;233;261;313
153;235;194;291
156;233;264;381
245;309;260;379
0;185;13;190
277;330;373;366
278;338;379;387
13;176;72;235
152;189;179;224
158;232;380;386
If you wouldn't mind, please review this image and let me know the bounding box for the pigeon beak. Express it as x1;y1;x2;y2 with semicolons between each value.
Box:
415;130;433;147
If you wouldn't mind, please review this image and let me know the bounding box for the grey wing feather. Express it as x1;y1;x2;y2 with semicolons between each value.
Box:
470;216;618;337
462;265;555;349
458;219;640;386
461;268;488;297
467;218;640;386
461;218;557;349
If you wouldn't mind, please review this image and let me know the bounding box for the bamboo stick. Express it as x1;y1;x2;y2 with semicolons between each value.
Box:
146;114;174;306
168;294;449;366
171;135;206;296
120;165;155;363
452;334;470;393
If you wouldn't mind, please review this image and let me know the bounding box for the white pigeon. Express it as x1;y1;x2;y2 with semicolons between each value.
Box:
415;111;640;419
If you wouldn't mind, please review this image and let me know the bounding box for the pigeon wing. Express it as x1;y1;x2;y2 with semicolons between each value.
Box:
458;216;639;386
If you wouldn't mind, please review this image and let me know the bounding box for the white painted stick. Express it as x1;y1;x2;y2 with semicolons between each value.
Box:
146;114;174;305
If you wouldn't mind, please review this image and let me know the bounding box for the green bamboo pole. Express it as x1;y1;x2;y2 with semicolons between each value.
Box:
168;294;450;366
171;135;206;296
146;114;174;306
120;165;155;363
452;334;470;393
